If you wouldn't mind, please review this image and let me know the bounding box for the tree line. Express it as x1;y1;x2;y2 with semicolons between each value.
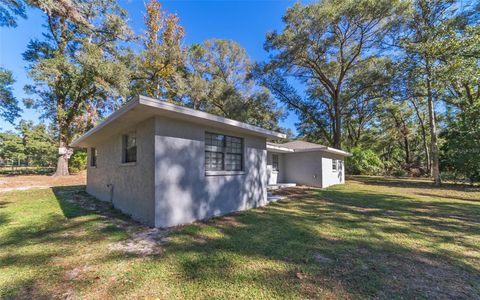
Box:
0;0;478;184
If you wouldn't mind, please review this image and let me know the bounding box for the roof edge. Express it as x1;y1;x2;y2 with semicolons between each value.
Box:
138;95;286;139
71;95;286;147
71;96;140;147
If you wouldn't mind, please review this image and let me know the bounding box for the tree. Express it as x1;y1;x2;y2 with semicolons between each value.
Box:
185;39;283;129
394;0;476;185
23;0;132;176
437;20;480;183
0;0;87;27
441;103;480;184
0;131;25;164
0;67;21;124
0;0;26;27
131;0;186;102
437;25;480;112
258;0;407;149
17;120;56;166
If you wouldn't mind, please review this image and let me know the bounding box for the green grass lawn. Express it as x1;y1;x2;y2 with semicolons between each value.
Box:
1;177;479;299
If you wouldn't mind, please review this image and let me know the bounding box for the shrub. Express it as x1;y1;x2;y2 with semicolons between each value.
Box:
347;147;384;175
69;150;87;174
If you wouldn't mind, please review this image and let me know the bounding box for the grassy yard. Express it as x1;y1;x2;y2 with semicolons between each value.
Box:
1;177;479;299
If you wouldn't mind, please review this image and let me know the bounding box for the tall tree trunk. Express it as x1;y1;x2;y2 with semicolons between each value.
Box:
410;98;430;174
333;95;342;149
425;59;441;186
54;135;70;176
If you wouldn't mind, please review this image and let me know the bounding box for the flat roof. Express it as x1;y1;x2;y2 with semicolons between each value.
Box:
71;95;286;147
267;141;352;157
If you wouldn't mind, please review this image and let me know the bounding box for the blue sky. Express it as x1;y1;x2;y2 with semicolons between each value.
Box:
0;0;302;132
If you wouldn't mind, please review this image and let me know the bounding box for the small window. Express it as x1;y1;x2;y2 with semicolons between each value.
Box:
122;133;136;163
205;132;243;172
332;159;337;172
90;147;97;167
272;154;279;171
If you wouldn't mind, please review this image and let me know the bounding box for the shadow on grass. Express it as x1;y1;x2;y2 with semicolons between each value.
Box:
0;185;130;261
350;175;480;191
0;185;137;298
2;184;480;298
163;187;480;298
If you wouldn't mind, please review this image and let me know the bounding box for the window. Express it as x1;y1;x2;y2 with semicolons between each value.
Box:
122;133;136;163
272;154;279;171
332;159;337;172
90;147;97;167
205;132;243;172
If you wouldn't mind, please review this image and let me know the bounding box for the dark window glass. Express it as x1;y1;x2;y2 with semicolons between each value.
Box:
123;133;136;163
205;132;243;172
205;151;223;170
205;132;225;147
90;148;97;167
272;154;279;171
332;159;337;172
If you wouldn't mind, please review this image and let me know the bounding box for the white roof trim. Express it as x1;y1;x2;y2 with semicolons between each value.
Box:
71;95;286;147
265;144;294;153
267;142;352;157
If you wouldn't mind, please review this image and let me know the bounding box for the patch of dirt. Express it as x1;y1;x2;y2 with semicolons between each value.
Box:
64;265;94;281
65;191;115;216
213;215;242;227
272;187;319;200
109;227;168;257
313;253;333;264
61;187;170;258
0;172;86;192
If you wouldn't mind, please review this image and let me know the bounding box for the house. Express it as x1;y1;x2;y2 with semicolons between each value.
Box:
71;95;351;228
267;140;350;188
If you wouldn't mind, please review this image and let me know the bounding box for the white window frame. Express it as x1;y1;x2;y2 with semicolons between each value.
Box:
332;159;338;172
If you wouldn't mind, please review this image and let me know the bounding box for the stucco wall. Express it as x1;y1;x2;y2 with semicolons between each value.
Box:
282;152;324;188
321;153;345;188
154;116;268;228
86;118;156;226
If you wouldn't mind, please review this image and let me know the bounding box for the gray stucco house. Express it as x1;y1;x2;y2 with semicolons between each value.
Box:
71;95;351;228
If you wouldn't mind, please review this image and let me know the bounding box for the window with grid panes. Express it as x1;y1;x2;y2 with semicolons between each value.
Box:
332;159;337;172
205;132;243;172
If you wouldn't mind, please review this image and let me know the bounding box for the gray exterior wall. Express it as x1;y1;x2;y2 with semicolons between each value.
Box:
282;152;324;188
274;151;345;188
154;116;268;228
86;118;156;226
86;115;268;228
